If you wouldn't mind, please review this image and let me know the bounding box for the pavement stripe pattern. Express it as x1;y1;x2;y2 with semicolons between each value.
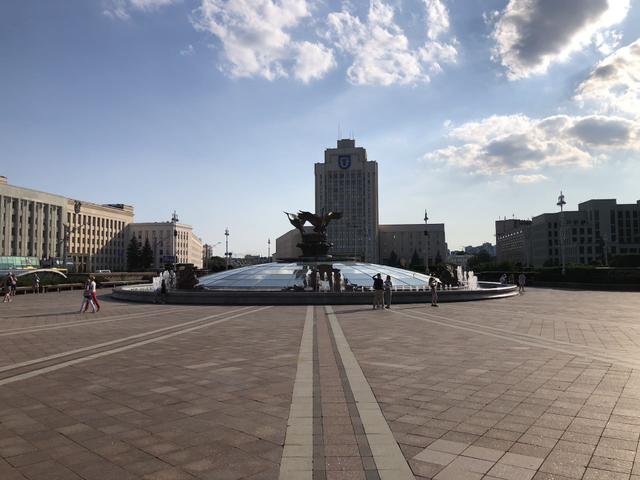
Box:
280;305;314;479
280;306;416;479
326;306;415;480
0;306;204;337
0;306;270;386
394;308;640;370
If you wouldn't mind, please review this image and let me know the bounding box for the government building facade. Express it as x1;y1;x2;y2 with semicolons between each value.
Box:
1;176;203;272
277;140;448;266
315;139;379;262
496;198;640;267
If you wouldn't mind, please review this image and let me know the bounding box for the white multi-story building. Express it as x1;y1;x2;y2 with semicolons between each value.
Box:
0;176;133;272
127;221;203;269
315;139;379;262
0;176;66;260
66;200;133;272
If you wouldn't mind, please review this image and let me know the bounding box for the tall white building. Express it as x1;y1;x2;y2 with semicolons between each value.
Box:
315;139;379;262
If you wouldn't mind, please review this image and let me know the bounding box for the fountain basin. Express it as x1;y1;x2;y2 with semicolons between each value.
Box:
112;260;519;304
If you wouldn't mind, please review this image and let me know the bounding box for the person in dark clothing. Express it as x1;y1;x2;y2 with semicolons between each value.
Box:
372;273;384;309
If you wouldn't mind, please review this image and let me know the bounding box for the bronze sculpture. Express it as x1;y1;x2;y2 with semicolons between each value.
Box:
284;210;343;257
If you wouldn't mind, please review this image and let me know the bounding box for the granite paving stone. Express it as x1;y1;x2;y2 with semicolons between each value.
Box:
1;288;640;479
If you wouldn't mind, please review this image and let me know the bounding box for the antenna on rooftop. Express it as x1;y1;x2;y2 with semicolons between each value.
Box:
338;122;342;140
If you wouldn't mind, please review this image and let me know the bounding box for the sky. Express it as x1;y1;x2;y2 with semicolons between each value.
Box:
1;0;639;255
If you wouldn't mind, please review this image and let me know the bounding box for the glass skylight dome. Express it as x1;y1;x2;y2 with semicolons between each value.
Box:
197;262;434;291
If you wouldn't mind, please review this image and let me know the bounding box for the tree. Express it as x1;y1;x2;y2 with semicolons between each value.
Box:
410;249;422;269
140;238;154;270
467;251;494;271
610;254;640;267
387;250;399;267
206;256;228;272
126;237;141;271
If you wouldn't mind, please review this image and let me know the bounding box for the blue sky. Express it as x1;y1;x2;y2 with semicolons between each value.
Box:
1;0;639;255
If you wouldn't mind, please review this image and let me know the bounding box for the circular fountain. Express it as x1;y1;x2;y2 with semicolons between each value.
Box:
113;211;518;305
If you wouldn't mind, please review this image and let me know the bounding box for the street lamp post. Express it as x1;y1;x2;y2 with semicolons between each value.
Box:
225;228;230;269
557;191;566;275
424;209;429;274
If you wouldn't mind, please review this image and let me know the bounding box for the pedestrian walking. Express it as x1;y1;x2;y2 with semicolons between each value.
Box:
79;278;96;313
372;273;384;309
518;273;526;293
32;273;40;294
83;275;100;312
383;275;393;309
429;275;439;307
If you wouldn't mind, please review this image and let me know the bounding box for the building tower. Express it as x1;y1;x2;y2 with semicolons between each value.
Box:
315;139;379;262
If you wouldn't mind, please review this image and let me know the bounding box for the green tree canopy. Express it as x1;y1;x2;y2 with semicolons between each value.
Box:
126;237;141;271
140;238;154;270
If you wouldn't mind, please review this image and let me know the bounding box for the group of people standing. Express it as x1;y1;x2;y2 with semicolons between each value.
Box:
499;272;527;293
372;274;393;309
372;273;441;309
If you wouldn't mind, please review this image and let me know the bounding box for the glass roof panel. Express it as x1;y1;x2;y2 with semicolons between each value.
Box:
197;261;435;291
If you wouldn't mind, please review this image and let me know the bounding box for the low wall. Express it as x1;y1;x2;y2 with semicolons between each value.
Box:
531;282;640;292
112;283;519;305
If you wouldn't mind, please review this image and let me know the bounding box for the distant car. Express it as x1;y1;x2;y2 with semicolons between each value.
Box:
96;269;111;273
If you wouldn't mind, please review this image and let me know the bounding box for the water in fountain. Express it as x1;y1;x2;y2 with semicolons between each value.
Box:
456;266;465;288
467;270;478;290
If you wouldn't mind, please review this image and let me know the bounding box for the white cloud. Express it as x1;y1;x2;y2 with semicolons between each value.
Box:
103;0;179;18
326;0;425;85
130;0;178;9
575;38;640;116
424;0;449;40
293;42;336;83
180;44;195;56
103;0;131;20
491;0;630;79
593;29;623;55
513;174;548;183
325;0;456;85
192;0;335;81
105;0;456;85
423;114;639;178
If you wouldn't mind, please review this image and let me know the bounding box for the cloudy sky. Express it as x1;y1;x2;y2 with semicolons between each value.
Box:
1;0;639;255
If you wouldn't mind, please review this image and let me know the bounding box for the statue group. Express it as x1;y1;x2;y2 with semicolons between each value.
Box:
284;210;343;258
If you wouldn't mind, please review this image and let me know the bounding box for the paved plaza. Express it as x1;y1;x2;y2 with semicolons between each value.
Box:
0;289;640;480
